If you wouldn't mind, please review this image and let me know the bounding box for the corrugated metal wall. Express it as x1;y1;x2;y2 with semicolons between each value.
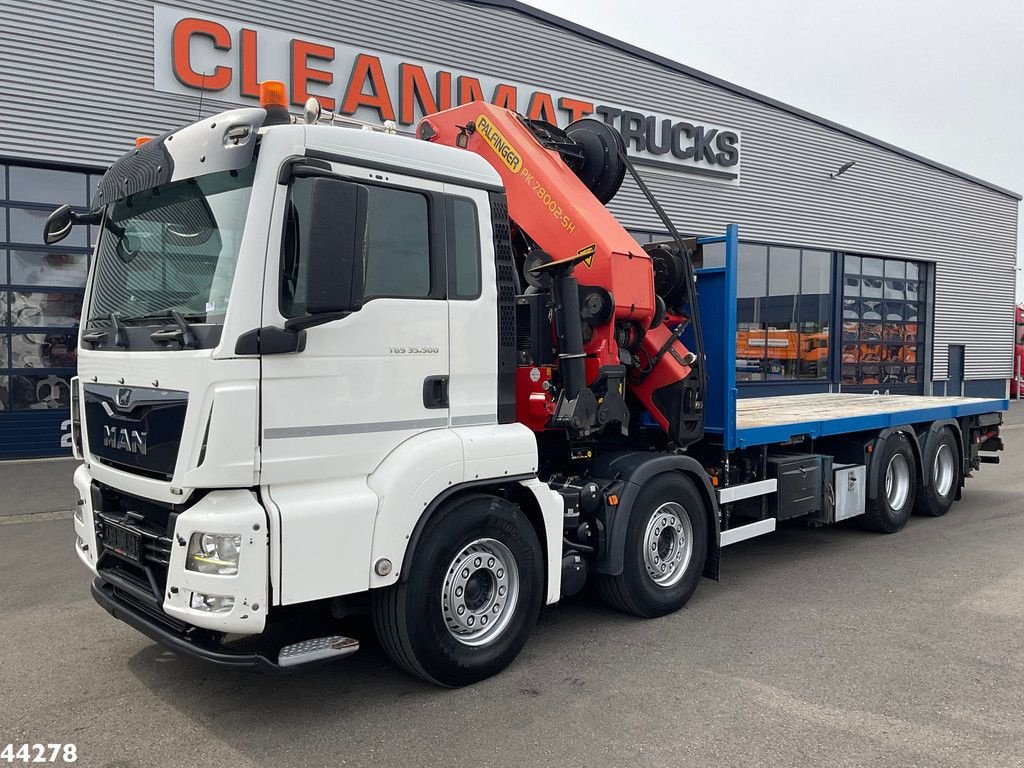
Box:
0;0;1017;380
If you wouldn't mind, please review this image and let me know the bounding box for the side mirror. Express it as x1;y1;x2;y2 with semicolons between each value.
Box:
43;204;75;245
304;178;368;315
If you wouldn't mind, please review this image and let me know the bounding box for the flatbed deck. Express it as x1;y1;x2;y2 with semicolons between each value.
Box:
734;393;1007;448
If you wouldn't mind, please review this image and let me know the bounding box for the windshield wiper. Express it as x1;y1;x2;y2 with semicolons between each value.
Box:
118;308;207;325
82;312;128;348
146;309;199;349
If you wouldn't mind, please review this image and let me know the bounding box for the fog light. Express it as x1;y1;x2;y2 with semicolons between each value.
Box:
74;499;84;523
186;533;241;575
189;592;235;613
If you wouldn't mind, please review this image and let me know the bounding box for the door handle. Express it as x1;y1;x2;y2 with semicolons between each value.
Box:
423;375;449;409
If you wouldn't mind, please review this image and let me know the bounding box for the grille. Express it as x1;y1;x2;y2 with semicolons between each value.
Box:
93;483;176;607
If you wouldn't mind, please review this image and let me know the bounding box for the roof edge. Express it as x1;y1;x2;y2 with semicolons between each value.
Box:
461;0;1022;202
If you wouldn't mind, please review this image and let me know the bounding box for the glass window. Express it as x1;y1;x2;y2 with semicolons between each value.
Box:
839;254;926;389
363;186;430;299
766;247;800;379
8;166;87;207
0;375;8;410
735;244;768;381
87;164;254;325
281;180;433;317
9;207;87;247
9;290;82;326
10;330;77;369
8;372;72;410
10;249;88;287
447;197;481;300
862;257;883;276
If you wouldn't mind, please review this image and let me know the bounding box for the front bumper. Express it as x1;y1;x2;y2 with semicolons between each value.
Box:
91;578;287;672
74;466;270;635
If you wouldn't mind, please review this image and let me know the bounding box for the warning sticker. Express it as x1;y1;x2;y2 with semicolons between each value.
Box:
577;243;597;268
476;115;523;174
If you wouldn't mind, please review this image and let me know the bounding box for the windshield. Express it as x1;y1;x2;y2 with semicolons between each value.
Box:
86;162;255;326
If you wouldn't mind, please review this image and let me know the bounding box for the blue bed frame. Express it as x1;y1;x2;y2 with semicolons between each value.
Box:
690;225;1007;451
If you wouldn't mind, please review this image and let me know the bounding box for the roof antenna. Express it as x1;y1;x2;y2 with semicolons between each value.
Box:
197;71;207;120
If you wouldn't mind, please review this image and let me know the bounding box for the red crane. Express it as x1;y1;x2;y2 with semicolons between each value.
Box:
419;102;703;446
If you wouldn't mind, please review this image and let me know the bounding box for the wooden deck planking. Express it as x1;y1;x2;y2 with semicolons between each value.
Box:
736;393;1000;430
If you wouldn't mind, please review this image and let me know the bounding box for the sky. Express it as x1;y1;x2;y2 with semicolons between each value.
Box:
520;0;1024;300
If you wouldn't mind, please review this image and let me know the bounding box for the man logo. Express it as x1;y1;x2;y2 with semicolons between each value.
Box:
103;425;148;455
117;388;132;408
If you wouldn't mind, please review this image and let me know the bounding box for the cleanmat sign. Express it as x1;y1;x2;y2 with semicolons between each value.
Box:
152;4;742;184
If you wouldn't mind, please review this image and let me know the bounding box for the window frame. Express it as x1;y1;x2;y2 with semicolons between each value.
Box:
277;173;447;319
444;194;483;301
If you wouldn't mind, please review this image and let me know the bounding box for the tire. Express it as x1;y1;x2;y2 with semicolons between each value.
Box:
861;432;917;533
914;427;960;517
370;494;544;687
595;473;708;618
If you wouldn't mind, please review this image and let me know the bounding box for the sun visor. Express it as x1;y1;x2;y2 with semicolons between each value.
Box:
91;107;266;208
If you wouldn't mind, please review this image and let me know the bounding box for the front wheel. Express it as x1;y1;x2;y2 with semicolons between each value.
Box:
370;495;544;687
595;474;708;618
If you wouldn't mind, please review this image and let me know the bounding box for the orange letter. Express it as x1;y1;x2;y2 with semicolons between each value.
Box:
527;92;557;123
399;64;452;123
490;83;517;112
341;54;395;121
291;39;335;109
239;28;259;99
457;75;484;105
172;18;232;91
558;96;594;123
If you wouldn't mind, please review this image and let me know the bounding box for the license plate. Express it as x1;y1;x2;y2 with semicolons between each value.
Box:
104;521;142;562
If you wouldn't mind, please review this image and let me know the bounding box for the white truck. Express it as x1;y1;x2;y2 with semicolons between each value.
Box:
51;83;1006;686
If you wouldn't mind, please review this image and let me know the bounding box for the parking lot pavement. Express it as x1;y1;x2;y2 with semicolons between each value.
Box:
2;418;1023;768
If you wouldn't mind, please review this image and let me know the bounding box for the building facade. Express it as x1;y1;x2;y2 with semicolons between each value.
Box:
0;0;1018;457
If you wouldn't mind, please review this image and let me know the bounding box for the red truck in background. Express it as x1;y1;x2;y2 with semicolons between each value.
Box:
1013;304;1024;398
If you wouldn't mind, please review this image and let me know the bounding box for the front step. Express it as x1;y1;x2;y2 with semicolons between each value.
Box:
278;636;360;668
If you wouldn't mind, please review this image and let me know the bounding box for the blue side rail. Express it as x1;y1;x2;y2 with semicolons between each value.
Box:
693;224;739;450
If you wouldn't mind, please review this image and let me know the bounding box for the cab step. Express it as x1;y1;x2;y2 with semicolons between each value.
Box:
278;635;360;668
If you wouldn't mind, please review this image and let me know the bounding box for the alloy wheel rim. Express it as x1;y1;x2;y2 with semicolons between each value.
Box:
441;538;520;647
885;453;911;510
933;443;955;497
642;502;692;587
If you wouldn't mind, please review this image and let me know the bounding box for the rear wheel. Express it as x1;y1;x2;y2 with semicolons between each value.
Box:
595;474;708;618
914;427;960;517
861;432;917;533
370;495;544;687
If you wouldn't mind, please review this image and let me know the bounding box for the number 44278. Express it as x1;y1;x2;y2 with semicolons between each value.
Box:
1;745;77;763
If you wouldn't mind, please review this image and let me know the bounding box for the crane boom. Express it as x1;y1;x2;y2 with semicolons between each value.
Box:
419;102;701;445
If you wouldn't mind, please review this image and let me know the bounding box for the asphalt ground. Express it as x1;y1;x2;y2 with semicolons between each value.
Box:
2;404;1023;767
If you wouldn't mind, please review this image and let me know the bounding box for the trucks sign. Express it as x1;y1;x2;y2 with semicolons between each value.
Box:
152;5;742;184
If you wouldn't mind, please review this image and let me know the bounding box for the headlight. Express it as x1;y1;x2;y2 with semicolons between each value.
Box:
186;532;241;575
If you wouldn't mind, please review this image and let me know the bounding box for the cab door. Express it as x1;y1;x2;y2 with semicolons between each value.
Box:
258;160;451;603
259;162;450;483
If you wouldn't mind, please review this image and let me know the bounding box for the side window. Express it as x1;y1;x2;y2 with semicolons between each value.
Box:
364;186;430;299
280;178;432;317
447;197;481;300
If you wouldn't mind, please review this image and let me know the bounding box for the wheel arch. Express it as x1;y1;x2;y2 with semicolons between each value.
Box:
398;475;561;602
587;452;720;581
